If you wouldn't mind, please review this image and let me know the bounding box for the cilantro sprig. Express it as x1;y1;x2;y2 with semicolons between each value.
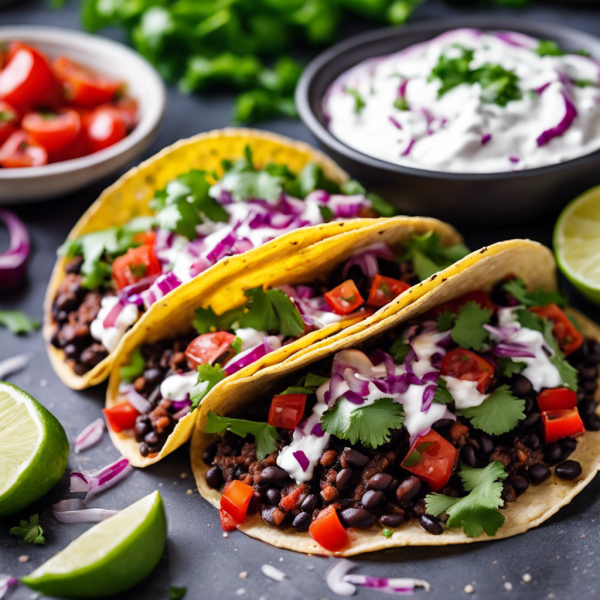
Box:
10;514;45;545
432;376;453;405
459;385;525;435
0;310;40;335
438;301;492;351
345;87;366;114
190;364;226;410
280;372;329;396
502;278;567;308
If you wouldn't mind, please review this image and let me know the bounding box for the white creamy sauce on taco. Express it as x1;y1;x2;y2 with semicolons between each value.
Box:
325;28;600;173
444;377;489;409
161;371;198;401
90;296;139;353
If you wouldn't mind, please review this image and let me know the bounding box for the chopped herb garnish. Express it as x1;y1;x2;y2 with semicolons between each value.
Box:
497;357;525;378
535;40;565;57
393;95;409;111
449;301;492;351
0;310;40;335
345;86;366;114
129;263;147;278
281;372;328;396
403;441;435;467
433;377;454;404
388;338;411;365
10;514;45;545
459;385;525;435
169;586;187;600
190;364;226;410
120;347;146;383
503;278;567;307
382;528;393;538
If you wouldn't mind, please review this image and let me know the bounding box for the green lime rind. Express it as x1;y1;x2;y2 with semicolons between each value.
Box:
22;491;167;599
0;382;69;517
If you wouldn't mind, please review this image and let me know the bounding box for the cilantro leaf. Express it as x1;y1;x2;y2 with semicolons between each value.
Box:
450;301;492;351
437;310;456;332
345;86;366;114
192;305;244;335
190;364;226;410
297;163;340;197
497;357;525;378
536;40;565;57
429;44;474;97
382;528;393;538
388;338;411;364
459;385;525;435
205;411;279;460
231;336;242;355
433;377;453;404
10;514;45;544
281;372;329;395
240;287;305;338
339;180;396;217
0;310;40;335
503;278;567;307
305;372;329;389
169;586;187;600
320;397;405;449
426;461;507;538
393;95;409;111
120;347;146;383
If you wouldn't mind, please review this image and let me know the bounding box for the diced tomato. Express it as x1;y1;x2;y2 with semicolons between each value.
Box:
268;393;307;430
367;275;410;308
309;506;349;552
537;388;577;412
0;130;47;168
82;106;127;153
219;508;238;532
112;244;161;289
402;430;457;492
185;332;236;369
110;97;138;130
53;56;121;106
0;44;55;108
530;304;584;356
102;402;140;433
542;408;585;444
324;280;365;315
427;291;496;319
221;480;254;525
440;348;495;394
22;109;81;153
0;101;19;145
280;484;307;512
133;230;156;247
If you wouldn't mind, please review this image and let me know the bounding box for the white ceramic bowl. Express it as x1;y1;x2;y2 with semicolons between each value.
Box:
0;26;166;204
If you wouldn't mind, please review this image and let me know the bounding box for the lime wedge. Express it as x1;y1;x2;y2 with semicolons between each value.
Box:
554;185;600;305
22;491;167;598
0;382;69;516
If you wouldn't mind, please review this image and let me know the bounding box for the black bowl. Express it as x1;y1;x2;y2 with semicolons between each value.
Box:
296;17;600;227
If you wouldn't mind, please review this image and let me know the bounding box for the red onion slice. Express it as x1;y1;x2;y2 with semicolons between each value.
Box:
0;208;30;288
293;450;310;472
52;498;119;523
124;387;152;414
103;300;125;329
537;93;578;147
74;418;105;454
70;457;132;502
0;575;17;599
0;353;30;379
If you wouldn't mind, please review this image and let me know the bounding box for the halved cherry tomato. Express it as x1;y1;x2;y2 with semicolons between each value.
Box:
82;107;127;153
441;348;494;393
133;230;156;247
0;101;18;145
22;109;81;153
367;275;410;308
221;480;254;525
537;388;577;412
402;430;457;492
427;291;496;319
309;505;348;552
219;508;238;532
110;97;138;130
53;56;121;106
530;304;584;356
324;280;365;315
47;128;91;163
112;244;161;289
542;408;585;444
0;130;47;168
185;332;236;369
268;393;307;430
102;401;140;433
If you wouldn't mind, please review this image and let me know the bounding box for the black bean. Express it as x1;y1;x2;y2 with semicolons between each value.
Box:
202;442;218;465
292;512;311;532
460;443;477;468
501;483;516;503
474;432;494;455
387;478;400;493
301;494;318;513
522;432;540;450
521;412;541;430
139;442;150;457
583;380;598;394
63;343;79;359
144;431;159;445
412;499;426;518
380;513;404;528
143;367;163;387
367;473;393;491
578;398;597;419
258;466;290;488
232;465;246;480
555;460;582;480
396;476;421;502
529;463;551;485
134;422;149;442
544;442;563;465
266;488;281;506
580;365;598;381
432;419;454;432
262;507;277;527
559;438;577;458
584;414;600;431
419;515;443;535
511;475;529;495
362;490;384;510
344;448;369;467
205;466;223;489
336;468;354;490
512;375;533;397
339;508;374;528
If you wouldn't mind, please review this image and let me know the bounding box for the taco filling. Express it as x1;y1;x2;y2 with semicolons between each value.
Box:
199;279;599;551
106;233;470;458
49;147;395;376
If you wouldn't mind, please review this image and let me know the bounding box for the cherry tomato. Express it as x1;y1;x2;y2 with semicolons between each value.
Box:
401;430;457;492
324;280;365;315
221;480;254;525
219;508;238;532
82;107;127;153
441;348;495;394
542;408;585;444
268;393;307;430
0;130;48;168
133;230;156;247
102;402;140;433
110;97;138;130
537;388;577;412
112;245;161;289
0;101;19;145
22;109;81;153
367;275;410;308
427;291;496;319
53;56;121;106
0;44;55;108
185;332;237;369
309;505;348;552
530;304;584;356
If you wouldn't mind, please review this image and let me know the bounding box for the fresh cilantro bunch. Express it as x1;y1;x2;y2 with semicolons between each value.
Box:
10;514;45;545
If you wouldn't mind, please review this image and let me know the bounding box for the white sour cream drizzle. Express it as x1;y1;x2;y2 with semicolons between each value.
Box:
325;28;600;173
90;296;139;353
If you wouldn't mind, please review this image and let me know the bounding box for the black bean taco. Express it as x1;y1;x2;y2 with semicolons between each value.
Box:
190;239;600;555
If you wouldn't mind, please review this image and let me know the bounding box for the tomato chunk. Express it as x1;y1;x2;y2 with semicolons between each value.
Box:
537;388;577;412
542;408;585;444
324;280;365;315
530;304;584;356
185;332;236;369
280;484;307;512
110;97;138;130
221;480;254;525
367;275;410;308
22;109;81;152
440;348;494;394
427;291;496;319
0;130;47;168
0;101;18;144
268;393;307;430
102;402;140;433
401;430;457;492
309;506;349;552
112;245;161;289
82;106;127;152
219;508;239;532
133;230;156;247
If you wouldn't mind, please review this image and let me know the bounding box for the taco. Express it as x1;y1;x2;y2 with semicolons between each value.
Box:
105;216;470;467
44;128;396;390
191;239;600;556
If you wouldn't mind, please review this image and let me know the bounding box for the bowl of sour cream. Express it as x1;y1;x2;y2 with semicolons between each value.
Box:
296;18;600;226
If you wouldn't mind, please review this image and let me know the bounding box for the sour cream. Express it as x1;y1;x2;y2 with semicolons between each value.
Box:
90;296;139;353
325;28;600;173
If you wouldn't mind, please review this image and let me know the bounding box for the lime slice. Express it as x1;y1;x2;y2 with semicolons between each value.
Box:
0;382;69;517
554;185;600;305
22;491;167;598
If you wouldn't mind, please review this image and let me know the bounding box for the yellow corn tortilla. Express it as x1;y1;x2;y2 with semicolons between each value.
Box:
191;239;600;556
44;128;379;390
106;216;464;467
